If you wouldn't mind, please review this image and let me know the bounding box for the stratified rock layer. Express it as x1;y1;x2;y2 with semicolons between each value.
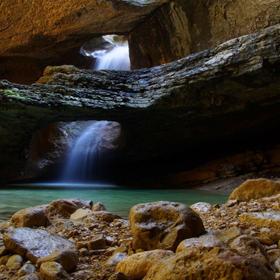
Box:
0;24;280;181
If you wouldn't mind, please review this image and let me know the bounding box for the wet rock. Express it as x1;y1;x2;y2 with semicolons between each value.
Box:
92;202;106;212
40;261;68;280
70;208;92;221
6;254;23;270
240;211;280;229
3;228;77;268
229;179;280;201
46;199;92;218
191;202;212;214
116;249;174;279
18;262;36;276
130;201;205;251
176;232;223;253
144;247;275;280
89;211;121;223
11;205;50;228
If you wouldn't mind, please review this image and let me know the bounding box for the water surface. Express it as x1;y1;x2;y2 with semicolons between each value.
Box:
0;183;227;222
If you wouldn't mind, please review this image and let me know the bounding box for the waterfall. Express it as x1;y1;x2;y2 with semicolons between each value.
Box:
62;121;110;182
83;35;131;71
62;35;129;182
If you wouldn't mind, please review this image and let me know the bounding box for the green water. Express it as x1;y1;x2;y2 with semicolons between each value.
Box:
0;184;227;222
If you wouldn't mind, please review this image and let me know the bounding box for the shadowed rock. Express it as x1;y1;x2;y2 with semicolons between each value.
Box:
0;24;280;180
129;201;205;251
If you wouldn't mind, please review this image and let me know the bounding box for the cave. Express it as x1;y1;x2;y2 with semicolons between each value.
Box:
1;1;280;279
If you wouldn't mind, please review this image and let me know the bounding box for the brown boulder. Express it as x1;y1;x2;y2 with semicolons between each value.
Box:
116;250;174;279
11;205;49;228
229;179;280;201
129;201;205;251
46;199;92;218
144;247;275;280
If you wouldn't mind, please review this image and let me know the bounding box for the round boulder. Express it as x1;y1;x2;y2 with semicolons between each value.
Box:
129;201;205;251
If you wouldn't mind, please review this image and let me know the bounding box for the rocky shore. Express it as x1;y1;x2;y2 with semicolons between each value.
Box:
0;178;279;280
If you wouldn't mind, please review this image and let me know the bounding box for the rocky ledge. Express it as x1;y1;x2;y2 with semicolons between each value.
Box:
0;178;280;279
1;24;280;181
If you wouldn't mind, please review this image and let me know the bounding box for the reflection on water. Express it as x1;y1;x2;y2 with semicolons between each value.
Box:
0;184;227;222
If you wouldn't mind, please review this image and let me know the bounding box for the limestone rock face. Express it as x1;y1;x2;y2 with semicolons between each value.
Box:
116;250;174;279
3;228;77;269
144;247;275;280
229;179;280;201
129;201;205;251
11;205;50;228
1;24;280;182
46;199;92;218
0;0;167;59
129;0;280;68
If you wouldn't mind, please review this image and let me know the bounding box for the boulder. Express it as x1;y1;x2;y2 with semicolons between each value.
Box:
144;247;275;280
46;199;92;218
3;228;78;272
11;205;50;228
116;250;174;279
129;201;205;251
40;261;68;280
240;211;280;229
229;179;280;201
176;232;223;253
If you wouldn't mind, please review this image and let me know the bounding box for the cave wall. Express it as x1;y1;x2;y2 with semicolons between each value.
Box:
129;0;280;68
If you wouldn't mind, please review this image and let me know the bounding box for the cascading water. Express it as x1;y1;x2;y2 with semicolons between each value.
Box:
62;35;129;182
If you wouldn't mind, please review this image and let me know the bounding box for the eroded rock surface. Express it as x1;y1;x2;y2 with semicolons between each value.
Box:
130;201;205;251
